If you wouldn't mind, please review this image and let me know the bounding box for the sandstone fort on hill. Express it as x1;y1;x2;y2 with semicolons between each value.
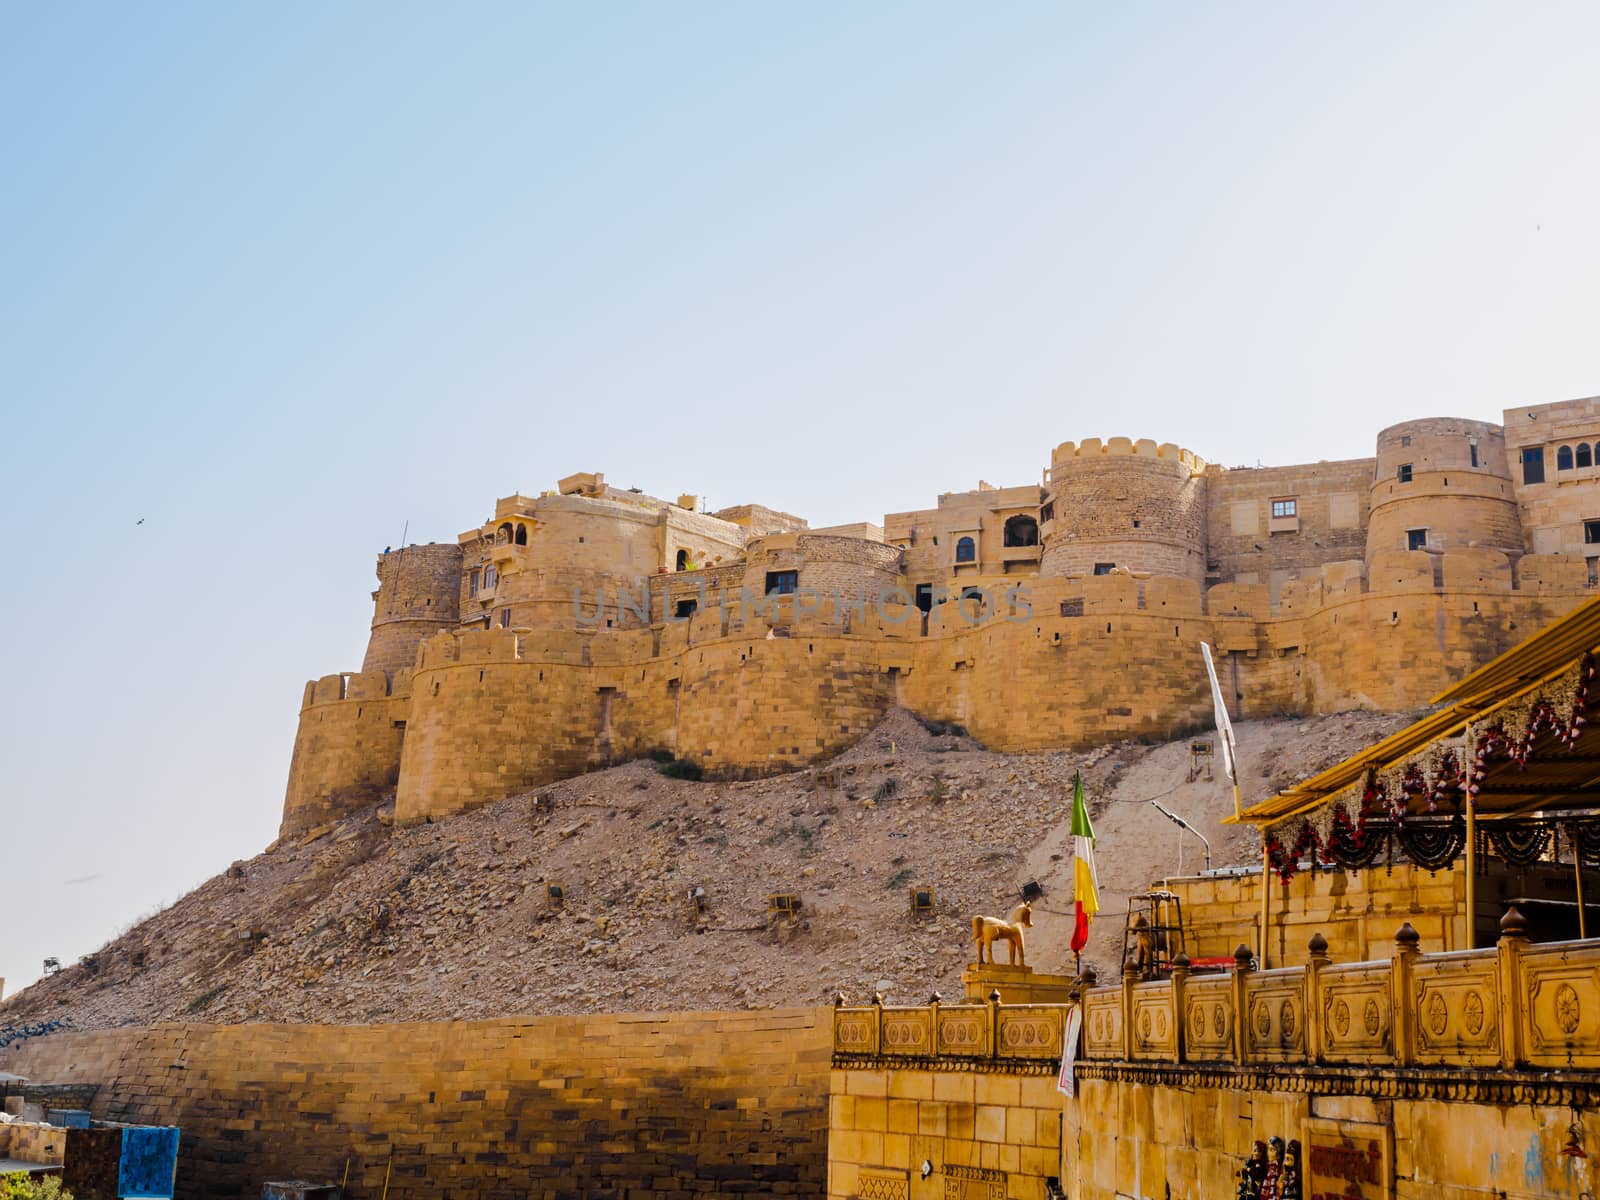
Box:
287;404;1600;847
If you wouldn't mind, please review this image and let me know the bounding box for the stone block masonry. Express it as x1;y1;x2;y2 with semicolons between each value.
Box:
0;1008;832;1200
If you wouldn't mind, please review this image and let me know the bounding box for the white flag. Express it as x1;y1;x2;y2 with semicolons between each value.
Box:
1200;642;1237;785
1057;1005;1084;1097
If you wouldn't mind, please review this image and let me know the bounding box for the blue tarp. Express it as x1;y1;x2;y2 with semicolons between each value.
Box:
118;1126;180;1199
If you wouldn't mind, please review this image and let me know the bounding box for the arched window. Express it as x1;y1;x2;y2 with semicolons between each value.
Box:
1580;444;1594;469
515;524;528;545
498;522;514;543
483;564;498;590
1558;445;1574;471
1003;515;1039;547
676;549;689;571
955;536;976;563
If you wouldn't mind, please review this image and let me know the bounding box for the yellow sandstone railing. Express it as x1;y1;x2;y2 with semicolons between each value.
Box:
1081;907;1600;1070
832;991;1068;1063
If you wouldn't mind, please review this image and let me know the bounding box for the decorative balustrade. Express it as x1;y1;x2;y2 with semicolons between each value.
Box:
1069;906;1600;1072
832;990;1066;1065
829;909;1600;1075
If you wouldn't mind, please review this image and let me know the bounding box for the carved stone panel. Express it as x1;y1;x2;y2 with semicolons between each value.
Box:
996;1003;1065;1059
1319;964;1393;1063
1412;952;1501;1065
936;1005;988;1057
1523;949;1600;1067
1084;991;1123;1058
1244;970;1306;1062
1183;976;1233;1061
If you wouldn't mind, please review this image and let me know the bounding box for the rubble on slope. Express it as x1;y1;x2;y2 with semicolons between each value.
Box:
2;708;1410;1029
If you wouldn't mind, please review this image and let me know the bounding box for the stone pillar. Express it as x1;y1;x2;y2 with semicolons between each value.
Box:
1231;942;1254;1065
1170;951;1190;1064
1391;922;1421;1065
1496;906;1529;1068
1305;932;1330;1065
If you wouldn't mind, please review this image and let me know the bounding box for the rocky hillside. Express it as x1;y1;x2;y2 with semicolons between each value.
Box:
1;708;1409;1030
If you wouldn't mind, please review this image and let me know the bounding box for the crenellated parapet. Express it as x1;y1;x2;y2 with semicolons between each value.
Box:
1042;437;1209;584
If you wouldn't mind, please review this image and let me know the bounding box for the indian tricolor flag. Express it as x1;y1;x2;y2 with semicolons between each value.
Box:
1069;770;1100;955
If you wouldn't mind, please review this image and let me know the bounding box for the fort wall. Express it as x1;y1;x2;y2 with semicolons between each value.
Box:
283;551;1594;834
281;671;410;838
0;1008;832;1200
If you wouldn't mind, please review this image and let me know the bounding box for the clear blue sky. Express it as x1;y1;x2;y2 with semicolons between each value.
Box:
3;3;1599;996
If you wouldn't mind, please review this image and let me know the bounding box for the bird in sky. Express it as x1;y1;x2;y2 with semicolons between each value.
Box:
136;518;145;525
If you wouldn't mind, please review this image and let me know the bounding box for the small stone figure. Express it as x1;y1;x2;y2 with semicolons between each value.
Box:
1280;1139;1302;1200
1259;1136;1286;1200
1237;1140;1268;1200
1132;916;1156;979
971;902;1033;966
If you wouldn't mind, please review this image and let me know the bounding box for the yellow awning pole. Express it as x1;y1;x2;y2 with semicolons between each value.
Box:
1260;842;1271;969
1464;724;1476;950
1576;825;1588;941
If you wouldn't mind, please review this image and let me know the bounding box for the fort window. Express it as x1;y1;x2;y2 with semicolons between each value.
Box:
1397;463;1413;483
1271;499;1297;519
1586;520;1600;545
483;565;498;589
1470;440;1480;466
955;536;976;563
1093;563;1115;575
514;525;527;545
1040;502;1054;523
765;570;798;595
1559;445;1575;471
499;608;511;628
1400;435;1412;447
1582;444;1595;469
1407;528;1429;551
1002;515;1039;547
497;522;514;543
469;569;480;597
1523;446;1546;484
915;583;933;613
675;598;697;618
676;549;689;571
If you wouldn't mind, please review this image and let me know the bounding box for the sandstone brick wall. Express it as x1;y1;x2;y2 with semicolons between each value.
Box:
0;1008;831;1200
1206;459;1372;591
362;544;464;678
828;1066;1063;1200
1067;1080;1583;1200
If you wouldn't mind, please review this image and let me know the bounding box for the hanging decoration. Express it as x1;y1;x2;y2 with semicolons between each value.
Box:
1398;817;1467;872
1485;822;1551;868
1262;654;1600;875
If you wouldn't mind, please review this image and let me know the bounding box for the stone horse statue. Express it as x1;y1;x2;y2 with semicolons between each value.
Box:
971;902;1033;966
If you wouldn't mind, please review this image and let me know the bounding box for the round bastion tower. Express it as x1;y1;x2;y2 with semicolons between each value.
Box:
1040;437;1208;582
361;542;465;679
1366;418;1521;560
